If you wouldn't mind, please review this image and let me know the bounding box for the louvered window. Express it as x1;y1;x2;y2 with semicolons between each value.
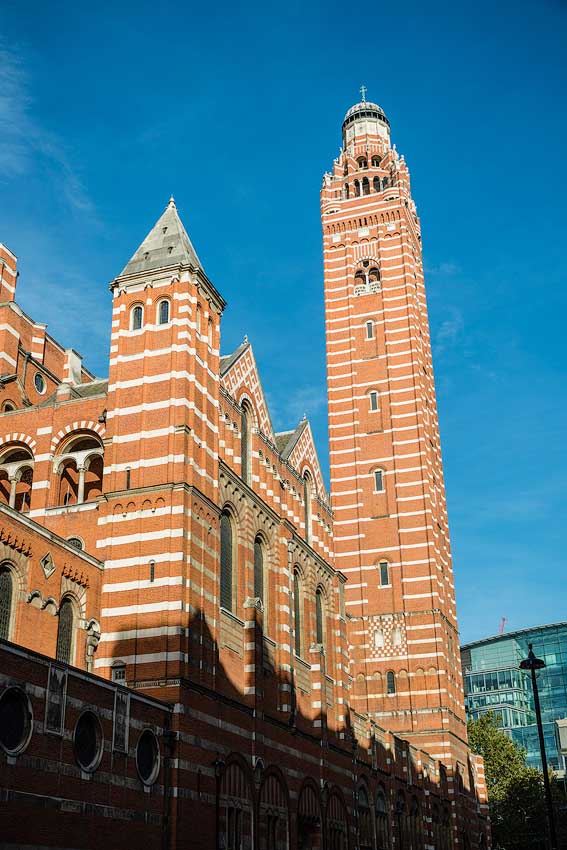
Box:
253;537;263;603
220;511;233;611
315;588;324;645
241;405;250;484
0;567;13;640
303;474;312;544
293;571;302;657
56;598;74;664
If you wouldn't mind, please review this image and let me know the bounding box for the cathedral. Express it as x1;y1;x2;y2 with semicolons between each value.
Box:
0;96;490;849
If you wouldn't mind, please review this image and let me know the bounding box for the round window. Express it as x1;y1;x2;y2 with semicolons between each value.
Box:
74;711;103;772
34;373;46;394
0;687;33;755
67;537;83;550
136;729;160;785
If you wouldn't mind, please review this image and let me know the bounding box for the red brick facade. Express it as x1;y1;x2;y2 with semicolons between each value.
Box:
321;100;468;768
0;100;489;849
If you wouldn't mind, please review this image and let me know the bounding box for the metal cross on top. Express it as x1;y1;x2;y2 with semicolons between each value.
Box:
360;84;367;102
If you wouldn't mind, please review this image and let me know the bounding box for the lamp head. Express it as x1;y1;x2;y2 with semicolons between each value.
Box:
519;643;546;671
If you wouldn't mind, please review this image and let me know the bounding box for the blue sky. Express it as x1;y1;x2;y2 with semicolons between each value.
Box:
0;0;565;643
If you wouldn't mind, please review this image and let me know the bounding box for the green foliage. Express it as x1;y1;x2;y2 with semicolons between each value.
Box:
467;712;567;850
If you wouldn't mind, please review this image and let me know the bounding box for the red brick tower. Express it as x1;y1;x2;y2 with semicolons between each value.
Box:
96;197;225;684
321;93;468;767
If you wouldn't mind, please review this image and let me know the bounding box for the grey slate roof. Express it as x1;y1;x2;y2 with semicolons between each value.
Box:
38;379;108;408
220;341;250;377
119;198;202;277
276;419;308;461
274;431;294;455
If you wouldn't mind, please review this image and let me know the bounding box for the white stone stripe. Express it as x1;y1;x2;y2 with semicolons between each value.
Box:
94;651;188;667
97;528;185;548
101;600;183;617
102;576;183;592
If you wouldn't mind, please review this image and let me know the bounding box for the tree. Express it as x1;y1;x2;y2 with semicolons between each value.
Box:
468;713;550;850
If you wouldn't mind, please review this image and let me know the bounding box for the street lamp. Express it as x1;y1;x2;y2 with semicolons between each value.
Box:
520;643;558;850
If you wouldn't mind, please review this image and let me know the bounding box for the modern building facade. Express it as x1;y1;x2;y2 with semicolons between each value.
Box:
321;99;467;769
461;622;567;773
0;96;489;849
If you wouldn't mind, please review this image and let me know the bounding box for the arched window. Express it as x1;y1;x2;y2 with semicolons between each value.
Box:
253;535;264;604
293;569;302;657
410;797;422;848
354;180;361;197
56;597;75;665
0;566;14;640
373;469;384;492
379;560;389;586
362;177;370;195
368;267;380;284
303;472;312;544
131;305;143;330
220;511;234;612
376;786;390;850
343;183;350;199
374;629;384;649
357;786;373;850
0;445;34;513
241;401;253;485
386;671;396;695
55;433;103;507
366;320;374;339
158;300;170;325
196;303;202;338
373;177;381;192
369;391;379;411
315;587;324;645
392;626;402;647
2;401;15;412
357;157;367;169
208;318;213;347
354;269;366;287
372;156;382;167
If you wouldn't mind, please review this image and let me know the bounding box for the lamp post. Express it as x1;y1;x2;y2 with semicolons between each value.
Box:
520;643;557;850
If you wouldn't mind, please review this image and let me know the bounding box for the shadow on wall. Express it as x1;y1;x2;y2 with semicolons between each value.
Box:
133;610;490;850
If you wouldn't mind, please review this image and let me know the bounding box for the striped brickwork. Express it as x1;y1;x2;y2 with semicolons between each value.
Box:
322;101;469;770
0;184;489;847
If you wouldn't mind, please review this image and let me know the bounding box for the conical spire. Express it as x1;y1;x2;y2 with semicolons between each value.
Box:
119;197;203;277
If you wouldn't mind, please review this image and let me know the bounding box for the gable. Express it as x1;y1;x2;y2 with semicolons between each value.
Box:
286;419;328;504
220;343;275;442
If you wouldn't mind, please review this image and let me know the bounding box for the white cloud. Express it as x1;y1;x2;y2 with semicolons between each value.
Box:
435;307;464;354
0;42;93;214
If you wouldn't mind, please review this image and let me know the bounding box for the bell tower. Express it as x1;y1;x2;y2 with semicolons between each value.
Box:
322;93;469;767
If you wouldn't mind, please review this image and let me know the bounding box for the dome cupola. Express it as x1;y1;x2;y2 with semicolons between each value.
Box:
342;87;390;147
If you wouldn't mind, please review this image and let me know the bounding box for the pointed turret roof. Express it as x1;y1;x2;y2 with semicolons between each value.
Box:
119;197;202;277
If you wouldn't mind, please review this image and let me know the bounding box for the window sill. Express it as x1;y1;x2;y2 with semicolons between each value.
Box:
45;501;99;515
220;607;244;628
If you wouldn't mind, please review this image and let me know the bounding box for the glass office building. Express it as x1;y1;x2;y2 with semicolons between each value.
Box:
461;622;567;773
